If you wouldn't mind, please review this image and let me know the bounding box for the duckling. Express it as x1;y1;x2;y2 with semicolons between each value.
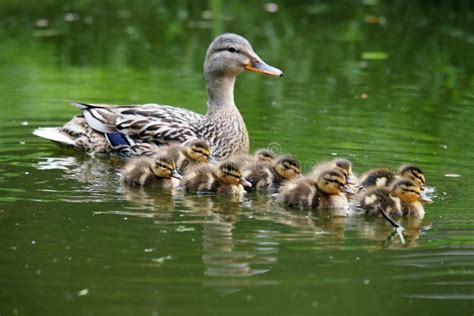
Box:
277;169;353;210
356;178;432;218
232;148;277;169
310;158;356;185
182;160;251;195
254;148;276;163
121;154;182;188
162;139;214;173
244;155;301;191
358;164;426;191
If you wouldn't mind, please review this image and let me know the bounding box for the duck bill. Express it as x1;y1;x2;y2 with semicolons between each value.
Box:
171;169;183;180
244;57;283;77
343;184;355;195
420;192;433;204
346;175;357;185
240;178;252;188
208;156;218;165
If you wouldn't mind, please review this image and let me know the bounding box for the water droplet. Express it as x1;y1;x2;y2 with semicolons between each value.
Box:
77;288;89;296
364;279;370;285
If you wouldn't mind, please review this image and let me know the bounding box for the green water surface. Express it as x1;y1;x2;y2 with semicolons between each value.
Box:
0;1;473;315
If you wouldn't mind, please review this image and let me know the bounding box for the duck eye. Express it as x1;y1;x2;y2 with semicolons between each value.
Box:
227;47;238;53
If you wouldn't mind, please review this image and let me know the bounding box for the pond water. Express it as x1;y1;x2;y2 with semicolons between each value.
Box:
1;1;473;315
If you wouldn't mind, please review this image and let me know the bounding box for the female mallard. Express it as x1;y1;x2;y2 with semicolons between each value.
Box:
33;33;283;160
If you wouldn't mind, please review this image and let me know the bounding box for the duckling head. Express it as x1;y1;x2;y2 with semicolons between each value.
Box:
185;139;213;163
274;155;301;180
317;169;354;195
333;158;356;185
255;148;276;163
216;161;252;188
205;33;283;79
398;164;425;189
391;179;431;203
151;155;182;179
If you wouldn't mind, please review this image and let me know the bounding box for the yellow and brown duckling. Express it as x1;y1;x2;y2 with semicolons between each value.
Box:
232;148;277;169
310;158;357;186
358;164;426;191
277;168;354;210
243;155;301;191
163;139;215;173
182;160;251;194
121;154;182;188
356;178;432;218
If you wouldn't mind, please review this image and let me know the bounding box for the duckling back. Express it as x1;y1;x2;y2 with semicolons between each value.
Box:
277;176;318;209
358;168;396;190
121;157;170;187
182;164;216;193
355;186;402;217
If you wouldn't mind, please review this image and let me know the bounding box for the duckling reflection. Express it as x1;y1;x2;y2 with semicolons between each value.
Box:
354;216;425;249
119;185;177;217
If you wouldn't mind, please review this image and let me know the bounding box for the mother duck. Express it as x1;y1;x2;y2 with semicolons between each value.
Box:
33;33;283;160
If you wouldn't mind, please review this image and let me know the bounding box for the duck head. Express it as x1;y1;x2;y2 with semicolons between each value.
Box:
204;33;283;78
185;139;213;163
317;169;353;195
398;164;426;190
274;155;301;180
254;148;276;163
216;161;252;187
333;158;356;185
391;178;432;204
152;155;182;179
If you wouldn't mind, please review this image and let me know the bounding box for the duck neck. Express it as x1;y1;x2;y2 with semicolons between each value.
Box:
205;74;237;114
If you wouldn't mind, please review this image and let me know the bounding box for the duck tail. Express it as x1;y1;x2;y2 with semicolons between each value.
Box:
33;127;76;147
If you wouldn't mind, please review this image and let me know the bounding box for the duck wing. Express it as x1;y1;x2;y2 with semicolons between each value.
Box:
72;102;203;145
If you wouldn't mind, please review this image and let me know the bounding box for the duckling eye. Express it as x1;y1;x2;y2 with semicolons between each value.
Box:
227;47;238;53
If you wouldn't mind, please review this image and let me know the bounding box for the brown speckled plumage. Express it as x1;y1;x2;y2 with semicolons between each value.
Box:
33;33;282;160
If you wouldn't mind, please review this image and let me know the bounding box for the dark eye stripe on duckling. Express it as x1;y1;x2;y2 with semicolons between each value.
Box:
325;178;345;187
191;147;210;157
411;171;425;184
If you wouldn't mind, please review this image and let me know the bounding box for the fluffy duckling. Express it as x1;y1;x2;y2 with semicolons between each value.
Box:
310;158;356;185
358;164;426;191
182;160;252;194
254;148;276;163
277;169;354;210
163;139;214;173
121;154;182;188
244;155;301;191
232;148;277;169
356;178;432;218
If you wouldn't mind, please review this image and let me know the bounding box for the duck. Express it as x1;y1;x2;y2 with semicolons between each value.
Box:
358;164;426;191
310;158;357;185
121;154;182;188
159;139;215;173
182;160;252;195
355;178;432;218
277;168;354;210
243;155;301;191
33;33;283;159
